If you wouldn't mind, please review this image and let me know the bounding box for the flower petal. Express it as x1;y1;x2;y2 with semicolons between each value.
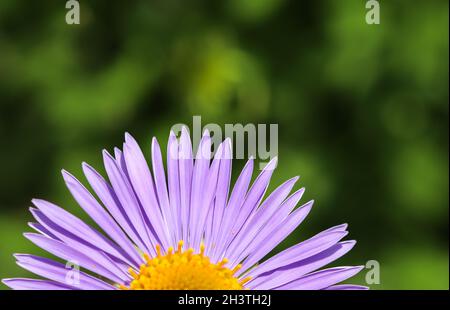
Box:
2;278;74;290
152;137;176;244
82;162;149;256
195;139;221;251
226;157;278;252
226;176;299;264
14;254;115;290
189;131;211;250
24;233;129;284
249;241;356;289
61;171;142;267
123;133;171;250
206;139;232;257
178;126;193;245
325;284;369;290
212;157;254;261
274;266;364;290
245;227;348;279
103;149;157;254
28;222;59;240
239;197;313;272
32;199;135;267
167;131;182;243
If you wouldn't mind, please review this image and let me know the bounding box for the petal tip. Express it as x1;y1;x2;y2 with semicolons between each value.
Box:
124;132;133;141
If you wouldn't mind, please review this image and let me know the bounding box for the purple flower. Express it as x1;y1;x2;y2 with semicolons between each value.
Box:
3;129;367;290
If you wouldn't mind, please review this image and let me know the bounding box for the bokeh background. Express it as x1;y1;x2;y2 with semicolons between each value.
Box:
0;0;448;289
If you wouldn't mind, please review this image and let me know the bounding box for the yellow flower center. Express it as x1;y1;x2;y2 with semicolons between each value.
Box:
121;241;250;290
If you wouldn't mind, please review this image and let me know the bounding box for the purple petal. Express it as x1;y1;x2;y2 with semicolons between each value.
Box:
103;149;156;254
123;133;171;250
32;199;135;267
245;227;348;279
206;139;232;257
318;223;348;234
255;189;307;236
28;222;59;240
274;266;364;290
212;157;254;261
234;188;305;271
151;137;176;245
228;179;301;269
226;157;278;250
24;233;129;284
239;198;313;273
178;126;193;244
194;140;221;251
113;147;130;179
29;208;132;277
2;278;74;290
197;139;228;244
167;131;182;242
189;131;211;250
14;254;115;290
61;171;143;267
82;162;149;256
204;202;214;249
226;175;298;264
325;284;369;290
249;241;356;289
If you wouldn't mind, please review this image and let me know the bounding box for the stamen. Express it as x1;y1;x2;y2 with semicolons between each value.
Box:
122;242;248;290
167;246;174;255
143;253;152;265
156;244;162;258
218;258;228;268
128;268;139;280
200;243;205;256
232;264;242;274
177;240;184;253
187;248;194;258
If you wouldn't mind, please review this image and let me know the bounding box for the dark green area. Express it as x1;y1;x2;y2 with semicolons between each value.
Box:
0;0;448;289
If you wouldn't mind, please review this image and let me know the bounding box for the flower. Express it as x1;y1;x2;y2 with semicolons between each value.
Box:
3;128;367;290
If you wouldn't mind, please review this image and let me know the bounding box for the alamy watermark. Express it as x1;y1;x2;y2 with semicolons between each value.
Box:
66;1;380;26
65;0;80;25
365;259;381;285
65;260;80;286
171;116;278;170
365;0;380;25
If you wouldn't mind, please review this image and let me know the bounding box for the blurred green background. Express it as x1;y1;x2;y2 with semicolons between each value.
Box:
0;0;448;290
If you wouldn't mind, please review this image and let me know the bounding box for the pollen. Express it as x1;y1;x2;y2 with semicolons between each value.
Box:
121;241;250;290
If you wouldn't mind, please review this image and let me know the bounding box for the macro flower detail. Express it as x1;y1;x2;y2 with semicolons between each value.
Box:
3;128;367;290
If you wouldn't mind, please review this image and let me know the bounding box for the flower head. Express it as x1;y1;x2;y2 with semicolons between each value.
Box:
3;128;367;290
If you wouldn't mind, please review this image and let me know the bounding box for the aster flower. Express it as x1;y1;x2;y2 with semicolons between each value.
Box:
3;128;367;290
